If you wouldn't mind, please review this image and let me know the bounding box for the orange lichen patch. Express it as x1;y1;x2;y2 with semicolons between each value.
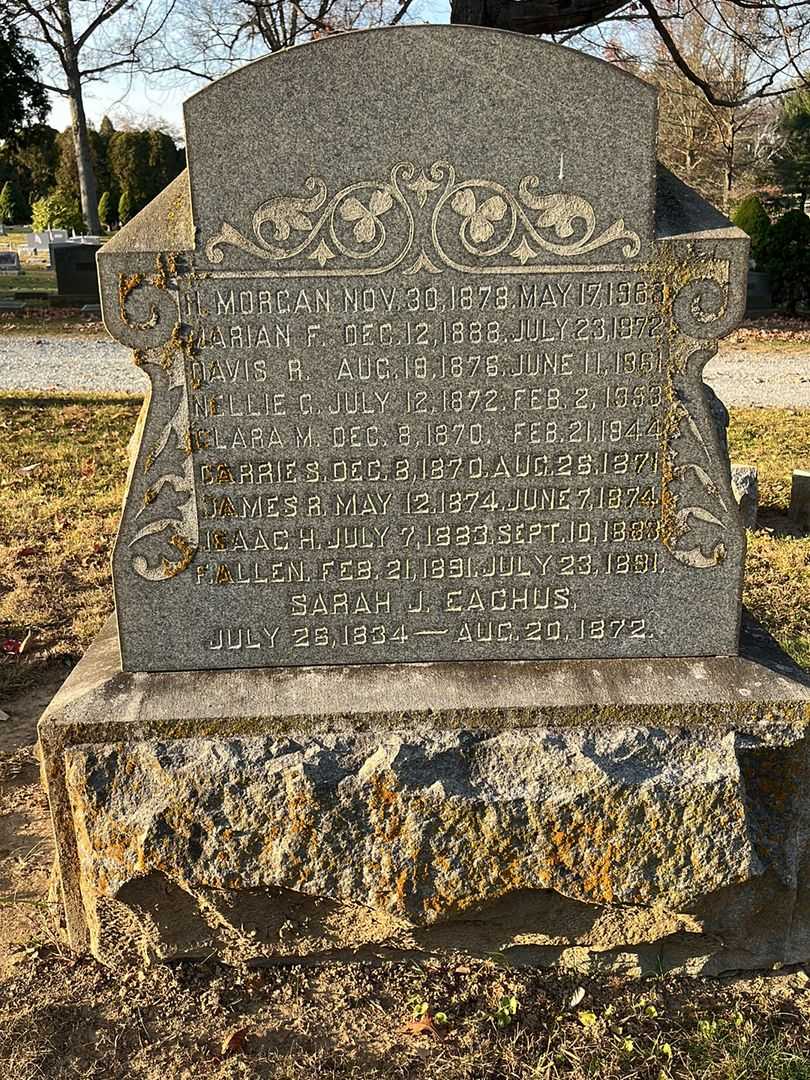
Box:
159;322;196;373
165;191;188;246
395;868;409;905
366;770;405;843
118;271;144;323
658;376;685;554
152;251;178;291
282;780;319;844
161;534;196;579
143;441;160;472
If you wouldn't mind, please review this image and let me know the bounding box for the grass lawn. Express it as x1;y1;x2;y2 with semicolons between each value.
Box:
0;397;808;699
730;408;810;666
0;266;57;294
0;392;141;696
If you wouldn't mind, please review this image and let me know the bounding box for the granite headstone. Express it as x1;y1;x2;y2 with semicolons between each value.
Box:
0;250;21;275
42;29;810;975
53;239;102;300
98;27;748;672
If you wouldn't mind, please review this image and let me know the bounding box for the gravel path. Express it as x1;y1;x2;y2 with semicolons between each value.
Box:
0;334;147;393
704;347;810;408
0;334;808;406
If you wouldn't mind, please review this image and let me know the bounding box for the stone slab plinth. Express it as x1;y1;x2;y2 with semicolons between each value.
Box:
39;616;810;974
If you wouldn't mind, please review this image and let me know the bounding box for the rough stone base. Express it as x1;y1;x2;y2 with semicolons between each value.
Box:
38;616;810;974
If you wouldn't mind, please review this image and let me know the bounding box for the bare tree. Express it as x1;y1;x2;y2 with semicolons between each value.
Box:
9;0;178;232
612;3;780;208
450;0;810;109
154;0;420;83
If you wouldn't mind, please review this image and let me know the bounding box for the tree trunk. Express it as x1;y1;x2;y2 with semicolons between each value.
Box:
721;118;735;214
723;160;733;212
58;0;100;234
66;73;100;234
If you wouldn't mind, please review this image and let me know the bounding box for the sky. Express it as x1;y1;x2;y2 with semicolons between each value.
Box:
47;0;451;139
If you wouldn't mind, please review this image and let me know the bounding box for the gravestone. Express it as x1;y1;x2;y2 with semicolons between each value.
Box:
790;469;810;530
51;239;102;301
97;31;747;674
0;250;21;275
25;229;68;256
39;28;810;974
731;463;758;529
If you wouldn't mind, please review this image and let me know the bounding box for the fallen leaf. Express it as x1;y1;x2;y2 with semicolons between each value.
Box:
221;1028;249;1056
577;1010;598;1028
401;1014;445;1040
80;460;96;478
17;463;41;476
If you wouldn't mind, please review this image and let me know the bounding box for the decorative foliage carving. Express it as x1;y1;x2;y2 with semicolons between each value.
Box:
204;160;641;275
659;259;739;569
117;270;199;581
206;164;415;274
129;359;198;583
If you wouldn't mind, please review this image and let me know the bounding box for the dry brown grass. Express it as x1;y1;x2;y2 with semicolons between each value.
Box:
728;407;810;667
0;392;141;697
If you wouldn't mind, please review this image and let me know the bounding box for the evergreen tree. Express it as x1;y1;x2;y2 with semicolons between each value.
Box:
118;187;132;225
98;190;111;229
764;209;810;312
732;195;771;265
0;181;14;224
55;126;105;201
109;131;150;214
0;3;47;139
30;191;83;232
772;90;810;212
5;125;58;209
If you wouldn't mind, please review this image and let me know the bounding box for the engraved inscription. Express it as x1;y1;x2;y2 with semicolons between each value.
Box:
111;263;740;665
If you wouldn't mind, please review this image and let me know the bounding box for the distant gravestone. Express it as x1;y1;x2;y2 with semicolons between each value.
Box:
25;229;68;255
52;239;102;301
731;464;758;529
0;250;21;275
746;270;772;313
99;30;747;673
790;469;810;531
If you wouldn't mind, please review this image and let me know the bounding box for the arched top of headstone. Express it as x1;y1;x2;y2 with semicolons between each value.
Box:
182;29;657;267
